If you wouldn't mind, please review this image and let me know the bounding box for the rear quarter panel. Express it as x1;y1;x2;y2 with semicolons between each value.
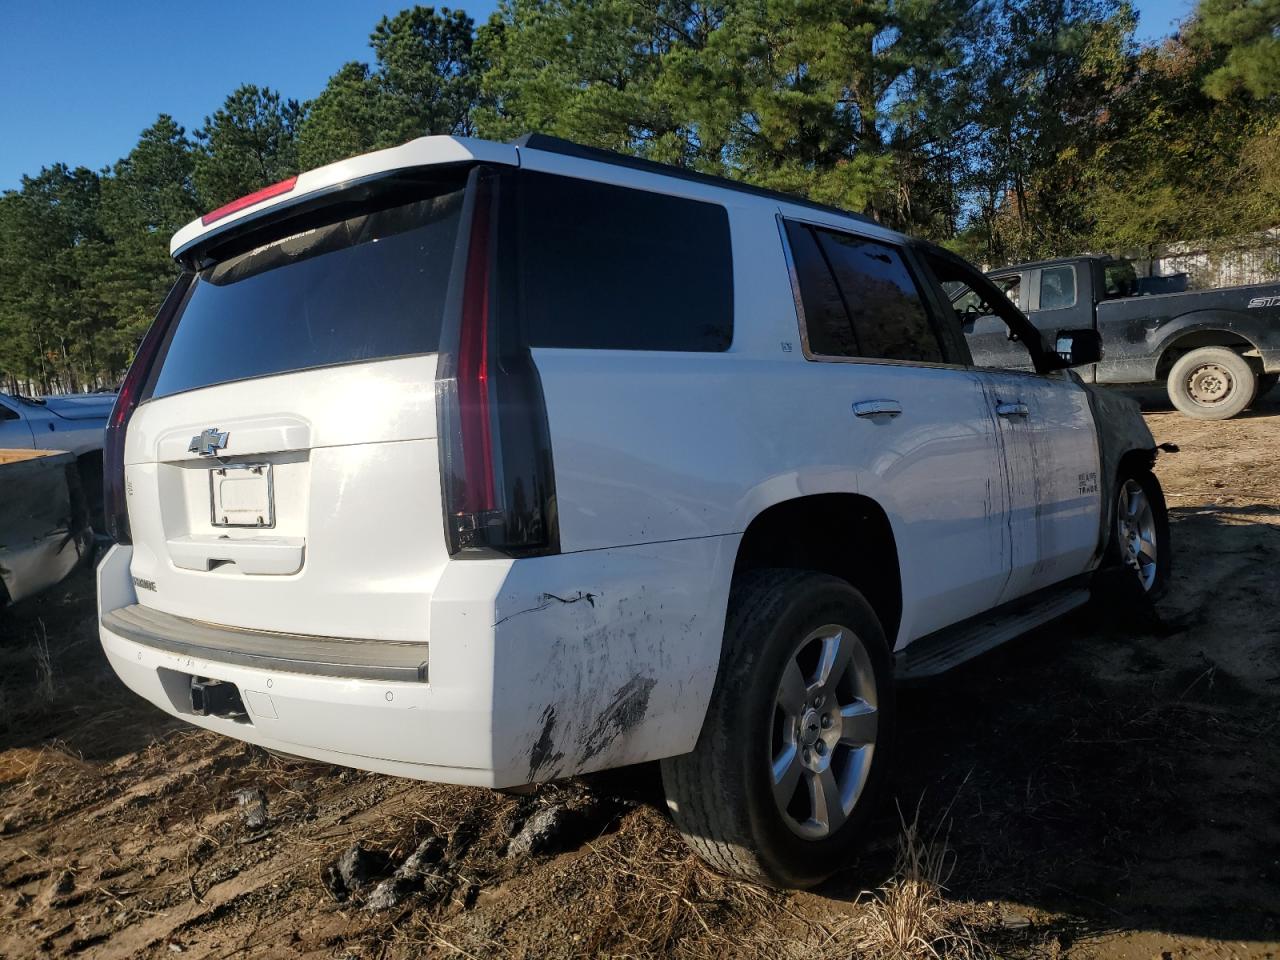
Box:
532;200;872;553
519;201;906;774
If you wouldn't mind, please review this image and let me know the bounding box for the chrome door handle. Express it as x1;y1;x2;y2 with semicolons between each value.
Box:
996;401;1029;418
853;400;903;418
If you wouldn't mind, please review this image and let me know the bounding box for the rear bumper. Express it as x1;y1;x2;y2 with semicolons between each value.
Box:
98;534;736;788
102;604;430;683
97;543;502;786
99;625;499;785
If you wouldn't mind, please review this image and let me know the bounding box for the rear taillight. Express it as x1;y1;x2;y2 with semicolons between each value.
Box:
104;276;193;544
437;167;559;557
455;171;499;522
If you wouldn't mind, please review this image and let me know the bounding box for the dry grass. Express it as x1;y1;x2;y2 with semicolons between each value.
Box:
849;800;989;960
0;743;93;788
31;617;55;701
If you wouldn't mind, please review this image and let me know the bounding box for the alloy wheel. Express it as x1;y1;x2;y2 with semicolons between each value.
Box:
769;624;878;840
1117;478;1159;591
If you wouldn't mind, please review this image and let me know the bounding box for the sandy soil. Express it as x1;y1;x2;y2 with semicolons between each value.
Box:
1;394;1277;959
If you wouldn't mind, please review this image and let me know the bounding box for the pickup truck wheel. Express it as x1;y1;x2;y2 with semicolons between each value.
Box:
1167;347;1256;420
1108;469;1170;599
660;569;894;889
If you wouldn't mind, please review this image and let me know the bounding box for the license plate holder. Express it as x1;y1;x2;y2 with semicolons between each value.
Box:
210;462;275;528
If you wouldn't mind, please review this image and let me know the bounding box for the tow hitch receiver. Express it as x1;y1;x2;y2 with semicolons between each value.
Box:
190;677;247;718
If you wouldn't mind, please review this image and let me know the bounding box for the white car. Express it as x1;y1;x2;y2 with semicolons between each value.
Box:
97;135;1168;888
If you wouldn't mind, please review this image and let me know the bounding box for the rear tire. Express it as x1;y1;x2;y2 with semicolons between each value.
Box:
661;569;895;889
1167;347;1256;420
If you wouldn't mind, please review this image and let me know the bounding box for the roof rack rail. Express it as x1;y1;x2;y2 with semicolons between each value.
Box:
509;133;874;225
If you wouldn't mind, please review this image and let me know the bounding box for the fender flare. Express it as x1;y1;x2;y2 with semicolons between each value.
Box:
1078;382;1158;563
1151;310;1264;375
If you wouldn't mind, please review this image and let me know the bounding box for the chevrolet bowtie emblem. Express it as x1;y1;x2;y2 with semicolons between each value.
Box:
189;428;229;457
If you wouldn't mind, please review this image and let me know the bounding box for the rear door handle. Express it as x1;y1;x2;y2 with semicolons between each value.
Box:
853;400;903;418
996;401;1029;418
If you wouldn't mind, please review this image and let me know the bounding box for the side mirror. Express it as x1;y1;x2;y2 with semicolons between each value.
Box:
1054;329;1102;368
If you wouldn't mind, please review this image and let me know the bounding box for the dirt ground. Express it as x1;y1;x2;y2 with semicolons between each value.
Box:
2;392;1278;959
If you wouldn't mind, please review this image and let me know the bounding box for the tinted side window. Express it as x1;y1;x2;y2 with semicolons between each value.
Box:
518;172;733;351
815;230;945;364
1036;265;1077;310
0;401;18;421
784;221;858;357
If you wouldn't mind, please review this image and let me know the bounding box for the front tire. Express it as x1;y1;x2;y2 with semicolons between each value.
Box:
1107;468;1171;600
1167;347;1256;420
661;570;895;889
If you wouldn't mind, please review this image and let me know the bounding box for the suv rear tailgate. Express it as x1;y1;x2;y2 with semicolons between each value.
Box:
121;169;472;643
124;356;445;641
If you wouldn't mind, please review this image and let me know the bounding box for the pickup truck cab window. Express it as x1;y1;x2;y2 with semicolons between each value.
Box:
782;219;948;364
951;273;1022;318
1035;264;1077;311
994;274;1023;309
0;399;18;421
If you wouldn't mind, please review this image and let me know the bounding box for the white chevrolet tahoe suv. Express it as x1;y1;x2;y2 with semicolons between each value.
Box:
98;134;1169;888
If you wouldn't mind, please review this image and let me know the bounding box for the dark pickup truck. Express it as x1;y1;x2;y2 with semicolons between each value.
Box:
959;254;1280;419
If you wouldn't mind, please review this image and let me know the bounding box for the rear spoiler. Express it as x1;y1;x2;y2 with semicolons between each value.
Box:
170;137;517;262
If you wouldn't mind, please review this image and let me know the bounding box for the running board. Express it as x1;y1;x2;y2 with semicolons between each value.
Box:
894;584;1091;681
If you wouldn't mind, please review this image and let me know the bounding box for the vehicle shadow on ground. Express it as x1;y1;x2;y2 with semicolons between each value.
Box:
847;503;1280;946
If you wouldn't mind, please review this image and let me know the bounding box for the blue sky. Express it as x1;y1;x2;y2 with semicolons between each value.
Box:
0;0;1192;191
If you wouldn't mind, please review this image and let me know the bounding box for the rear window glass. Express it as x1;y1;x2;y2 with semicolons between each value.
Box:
147;184;466;400
518;171;733;351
